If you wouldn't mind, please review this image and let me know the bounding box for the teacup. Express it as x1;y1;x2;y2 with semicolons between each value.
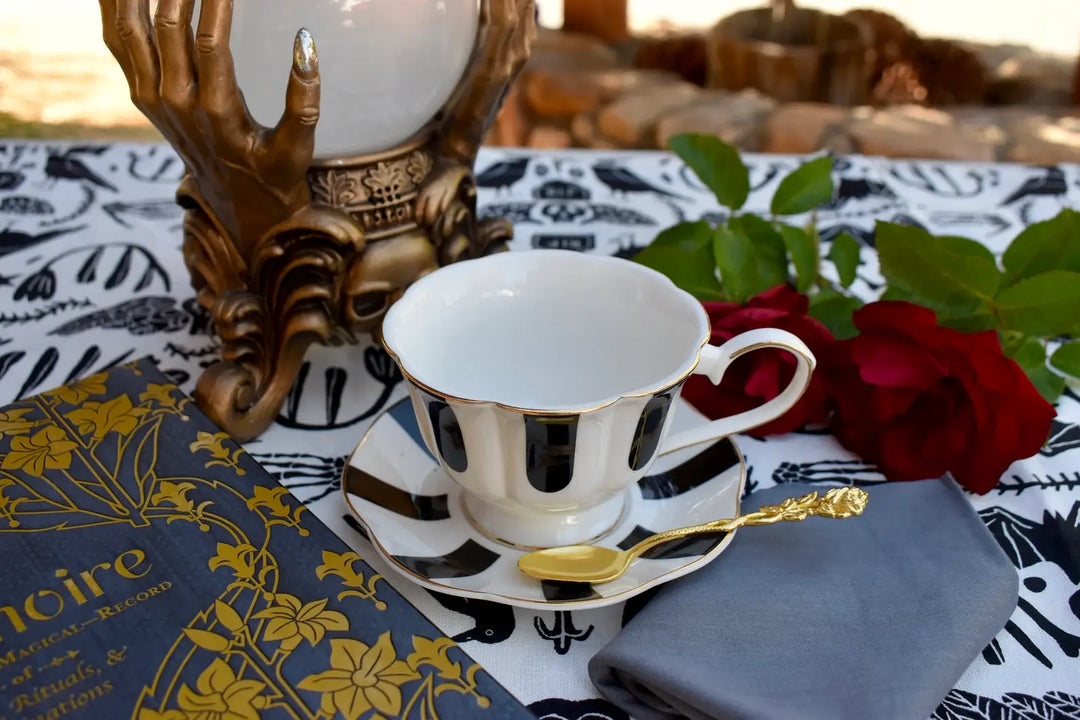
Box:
380;250;814;548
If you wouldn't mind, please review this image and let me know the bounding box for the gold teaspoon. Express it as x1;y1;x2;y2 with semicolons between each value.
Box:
517;487;869;584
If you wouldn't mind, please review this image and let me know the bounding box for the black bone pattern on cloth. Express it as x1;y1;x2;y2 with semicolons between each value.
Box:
427;591;517;644
0;141;1078;717
535;611;596;655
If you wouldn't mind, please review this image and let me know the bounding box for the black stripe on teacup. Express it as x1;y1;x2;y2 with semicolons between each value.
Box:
638;438;739;500
418;390;469;473
524;414;580;493
392;540;500;579
616;524;728;559
388;398;436;462
344;465;451;521
628;391;676;471
540;580;602;603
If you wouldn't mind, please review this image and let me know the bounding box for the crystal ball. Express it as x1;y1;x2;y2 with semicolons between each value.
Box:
226;0;479;158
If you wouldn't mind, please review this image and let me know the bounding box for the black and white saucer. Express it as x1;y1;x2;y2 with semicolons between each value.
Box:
342;398;745;610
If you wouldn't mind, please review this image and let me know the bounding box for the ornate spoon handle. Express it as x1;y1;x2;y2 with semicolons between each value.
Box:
631;487;869;558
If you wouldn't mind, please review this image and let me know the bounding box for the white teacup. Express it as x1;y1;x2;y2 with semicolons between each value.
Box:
381;250;814;548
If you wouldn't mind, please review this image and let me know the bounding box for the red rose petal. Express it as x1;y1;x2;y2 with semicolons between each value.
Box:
748;285;809;314
851;335;946;388
853;301;939;334
866;386;922;422
711;307;790;333
741;353;788;399
872;418;951;481
701;301;741;318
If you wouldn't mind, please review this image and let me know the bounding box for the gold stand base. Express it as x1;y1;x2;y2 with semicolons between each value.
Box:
183;129;512;442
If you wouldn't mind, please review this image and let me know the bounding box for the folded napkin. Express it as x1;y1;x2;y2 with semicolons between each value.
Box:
589;477;1018;720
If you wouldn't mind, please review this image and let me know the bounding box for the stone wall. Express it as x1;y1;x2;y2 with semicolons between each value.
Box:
487;29;1080;164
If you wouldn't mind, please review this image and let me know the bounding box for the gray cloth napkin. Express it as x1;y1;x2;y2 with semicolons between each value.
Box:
589;477;1018;720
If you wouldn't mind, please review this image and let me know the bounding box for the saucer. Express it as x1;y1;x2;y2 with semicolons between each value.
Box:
342;398;746;610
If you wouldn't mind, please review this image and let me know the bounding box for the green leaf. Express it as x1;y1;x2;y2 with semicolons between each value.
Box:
1050;341;1080;378
994;270;1080;337
649;221;714;252
876;222;1002;317
1001;208;1080;286
770;156;835;215
1004;336;1047;368
668;133;750;211
777;223;817;293
828;232;861;288
1003;336;1063;403
936;235;999;265
636;223;725;300
881;282;996;331
940;314;998;332
1024;364;1066;404
808;289;862;340
713;216;789;303
879;285;921;303
634;246;725;301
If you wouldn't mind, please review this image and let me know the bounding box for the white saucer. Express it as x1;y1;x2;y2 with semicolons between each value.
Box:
342;397;746;610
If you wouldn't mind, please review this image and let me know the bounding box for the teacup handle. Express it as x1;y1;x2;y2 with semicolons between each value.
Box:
661;328;816;455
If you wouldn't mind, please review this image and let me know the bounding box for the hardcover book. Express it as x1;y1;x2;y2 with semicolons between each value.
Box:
0;358;535;720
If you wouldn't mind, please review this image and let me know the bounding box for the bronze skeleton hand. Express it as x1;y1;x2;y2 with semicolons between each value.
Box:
96;0;535;442
99;0;330;262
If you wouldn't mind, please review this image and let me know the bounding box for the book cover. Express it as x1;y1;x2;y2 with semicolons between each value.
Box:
0;358;535;720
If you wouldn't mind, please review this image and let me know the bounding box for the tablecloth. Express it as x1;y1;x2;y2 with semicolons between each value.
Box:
0;140;1078;719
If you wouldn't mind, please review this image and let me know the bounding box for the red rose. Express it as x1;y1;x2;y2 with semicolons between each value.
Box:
822;301;1056;494
682;285;834;438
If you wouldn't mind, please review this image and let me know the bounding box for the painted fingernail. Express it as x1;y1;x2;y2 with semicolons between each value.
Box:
294;27;317;73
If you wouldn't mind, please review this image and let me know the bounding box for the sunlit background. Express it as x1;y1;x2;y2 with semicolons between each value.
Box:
0;0;1077;129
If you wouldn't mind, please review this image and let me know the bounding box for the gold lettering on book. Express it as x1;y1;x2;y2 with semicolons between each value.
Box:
0;550;152;645
0;626;83;669
95;581;172;620
18;679;115;720
8;660;101;712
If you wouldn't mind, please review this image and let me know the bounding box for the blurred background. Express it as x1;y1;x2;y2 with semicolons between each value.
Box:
2;0;1078;161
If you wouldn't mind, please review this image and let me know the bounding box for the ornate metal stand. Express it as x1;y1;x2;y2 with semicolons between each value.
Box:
100;0;535;441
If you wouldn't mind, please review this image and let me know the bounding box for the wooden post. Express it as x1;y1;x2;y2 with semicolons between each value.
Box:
563;0;629;43
1073;50;1080;106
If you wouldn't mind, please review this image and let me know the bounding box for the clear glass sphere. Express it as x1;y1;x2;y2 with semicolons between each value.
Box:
223;0;479;158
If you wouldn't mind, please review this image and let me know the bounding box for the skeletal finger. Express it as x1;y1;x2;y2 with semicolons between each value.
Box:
99;0;124;60
492;0;519;30
153;0;196;110
116;0;160;110
99;0;137;91
195;0;245;124
269;29;321;174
